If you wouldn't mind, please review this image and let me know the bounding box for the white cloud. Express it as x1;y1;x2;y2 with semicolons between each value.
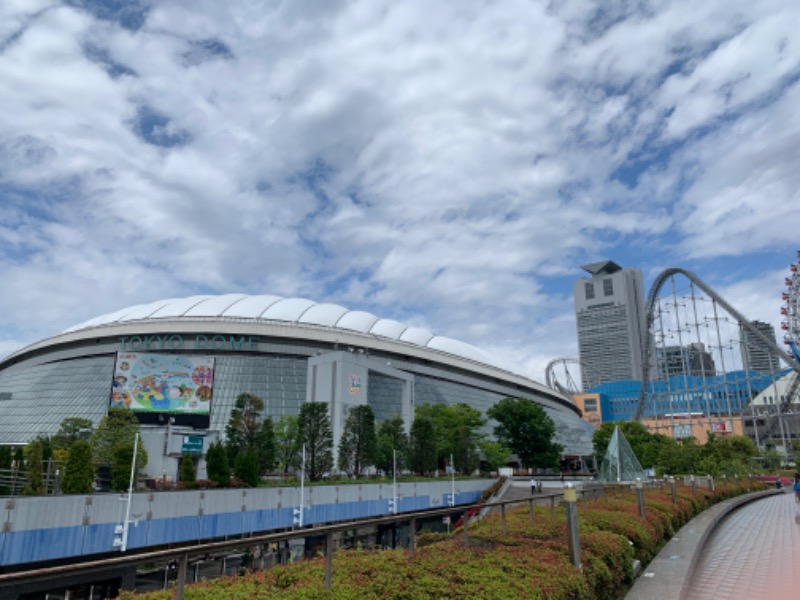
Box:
0;0;797;383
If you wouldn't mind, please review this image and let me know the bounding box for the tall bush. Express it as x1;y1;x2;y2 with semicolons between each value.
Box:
180;453;197;488
234;449;260;487
62;440;95;494
23;441;45;496
206;441;230;486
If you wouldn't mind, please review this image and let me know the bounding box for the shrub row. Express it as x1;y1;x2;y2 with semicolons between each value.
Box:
121;479;767;599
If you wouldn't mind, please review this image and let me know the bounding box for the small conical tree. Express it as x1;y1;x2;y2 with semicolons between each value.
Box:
180;453;197;489
338;405;377;477
62;440;95;494
234;448;260;487
23;441;45;496
206;441;230;486
111;443;138;492
298;402;334;481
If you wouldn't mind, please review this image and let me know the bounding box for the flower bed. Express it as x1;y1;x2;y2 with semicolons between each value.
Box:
120;479;766;599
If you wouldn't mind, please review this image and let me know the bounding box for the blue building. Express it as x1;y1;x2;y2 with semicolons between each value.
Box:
587;369;790;422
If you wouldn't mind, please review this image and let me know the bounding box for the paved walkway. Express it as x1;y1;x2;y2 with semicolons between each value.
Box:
683;491;800;600
627;489;799;600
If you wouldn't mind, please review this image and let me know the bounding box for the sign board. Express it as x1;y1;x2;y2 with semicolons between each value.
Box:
673;423;692;439
111;352;214;415
182;435;204;454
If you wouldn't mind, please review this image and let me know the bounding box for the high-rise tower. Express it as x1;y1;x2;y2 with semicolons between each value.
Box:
742;320;780;373
573;260;648;389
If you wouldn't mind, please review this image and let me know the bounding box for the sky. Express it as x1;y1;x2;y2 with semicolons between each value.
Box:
1;0;798;383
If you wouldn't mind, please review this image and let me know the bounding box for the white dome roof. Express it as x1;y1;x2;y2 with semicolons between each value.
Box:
62;295;519;374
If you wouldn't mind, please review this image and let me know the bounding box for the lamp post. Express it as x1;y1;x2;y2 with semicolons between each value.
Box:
449;453;455;507
120;433;139;552
635;478;646;519
390;449;398;515
294;445;306;527
564;483;581;570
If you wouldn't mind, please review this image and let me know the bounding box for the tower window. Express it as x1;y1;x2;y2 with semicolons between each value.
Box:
585;282;595;300
603;278;613;296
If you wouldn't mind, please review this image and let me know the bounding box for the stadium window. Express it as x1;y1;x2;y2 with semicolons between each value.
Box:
603;278;613;296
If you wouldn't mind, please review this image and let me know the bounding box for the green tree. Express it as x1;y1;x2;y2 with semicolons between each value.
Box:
180;453;197;488
374;415;409;475
298;402;334;481
256;417;277;473
0;446;11;495
33;434;53;463
62;440;95;494
92;408;147;469
655;438;683;474
487;397;562;470
23;440;45;496
205;441;231;486
479;440;513;472
52;418;94;451
0;446;11;470
338;405;377;477
234;448;260;487
415;403;485;470
698;434;758;476
453;423;482;473
111;442;140;492
409;417;437;475
225;393;276;474
275;416;301;474
13;446;25;470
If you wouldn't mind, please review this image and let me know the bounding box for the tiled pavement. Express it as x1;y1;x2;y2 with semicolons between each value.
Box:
683;491;800;600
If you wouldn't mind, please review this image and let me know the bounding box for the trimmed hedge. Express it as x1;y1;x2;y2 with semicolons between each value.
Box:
120;479;767;599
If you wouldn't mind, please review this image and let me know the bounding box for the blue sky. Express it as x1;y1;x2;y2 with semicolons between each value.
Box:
1;0;798;380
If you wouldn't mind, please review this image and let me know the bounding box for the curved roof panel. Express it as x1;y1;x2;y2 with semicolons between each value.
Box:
60;294;521;376
399;327;434;346
262;298;316;321
149;296;212;318
369;319;407;339
298;303;349;327
62;305;144;333
184;294;249;317
222;295;283;318
428;337;506;371
335;311;379;334
116;299;175;322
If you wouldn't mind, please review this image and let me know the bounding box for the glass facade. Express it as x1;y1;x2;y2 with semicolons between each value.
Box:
0;356;116;444
414;374;595;456
0;354;308;444
590;369;793;421
366;372;404;423
0;345;594;456
209;356;308;431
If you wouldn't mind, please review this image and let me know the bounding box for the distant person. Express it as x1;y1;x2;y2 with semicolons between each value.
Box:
793;478;800;503
531;477;537;494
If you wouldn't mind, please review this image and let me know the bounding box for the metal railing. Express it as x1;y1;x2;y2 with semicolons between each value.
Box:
0;479;696;599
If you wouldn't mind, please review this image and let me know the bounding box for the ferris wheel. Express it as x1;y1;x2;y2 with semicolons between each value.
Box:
782;250;800;363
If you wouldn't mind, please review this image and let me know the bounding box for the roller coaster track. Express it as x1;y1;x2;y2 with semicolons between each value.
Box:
544;357;603;397
634;268;800;421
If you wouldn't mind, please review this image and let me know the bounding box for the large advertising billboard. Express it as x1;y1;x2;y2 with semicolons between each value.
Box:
111;352;214;414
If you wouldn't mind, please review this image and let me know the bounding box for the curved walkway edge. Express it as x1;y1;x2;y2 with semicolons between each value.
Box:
625;488;783;600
